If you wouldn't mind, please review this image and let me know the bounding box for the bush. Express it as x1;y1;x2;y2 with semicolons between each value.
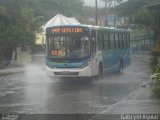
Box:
151;55;160;97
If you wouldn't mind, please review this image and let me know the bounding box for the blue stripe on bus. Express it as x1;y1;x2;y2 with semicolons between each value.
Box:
46;58;89;68
102;48;130;72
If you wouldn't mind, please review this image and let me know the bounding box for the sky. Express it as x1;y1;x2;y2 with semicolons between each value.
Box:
84;0;105;7
84;0;128;7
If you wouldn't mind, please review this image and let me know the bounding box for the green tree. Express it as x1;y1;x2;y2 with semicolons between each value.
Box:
134;9;154;32
0;0;34;61
0;0;88;62
115;0;160;23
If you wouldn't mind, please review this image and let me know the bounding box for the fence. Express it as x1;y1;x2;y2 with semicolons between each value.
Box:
131;33;154;53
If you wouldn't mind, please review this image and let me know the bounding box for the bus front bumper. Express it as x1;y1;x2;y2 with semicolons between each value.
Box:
45;65;93;77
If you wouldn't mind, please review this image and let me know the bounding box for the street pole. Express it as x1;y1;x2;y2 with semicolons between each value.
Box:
95;0;98;25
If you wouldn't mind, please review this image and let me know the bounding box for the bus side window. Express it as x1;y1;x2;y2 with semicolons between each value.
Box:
104;33;109;50
91;30;96;54
123;33;127;48
127;33;130;48
97;32;103;50
115;33;119;49
119;33;123;48
109;33;114;49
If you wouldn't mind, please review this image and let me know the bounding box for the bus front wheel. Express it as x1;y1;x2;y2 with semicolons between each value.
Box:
98;63;103;79
118;59;123;73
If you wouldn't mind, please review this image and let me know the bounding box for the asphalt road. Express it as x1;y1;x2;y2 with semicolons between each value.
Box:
0;53;151;115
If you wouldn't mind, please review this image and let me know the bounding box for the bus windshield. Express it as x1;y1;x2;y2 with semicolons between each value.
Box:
47;35;90;58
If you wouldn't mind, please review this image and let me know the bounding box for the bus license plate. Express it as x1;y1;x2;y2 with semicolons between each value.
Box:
62;71;70;74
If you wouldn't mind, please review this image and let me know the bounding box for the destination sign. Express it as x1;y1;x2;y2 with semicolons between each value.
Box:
51;27;87;34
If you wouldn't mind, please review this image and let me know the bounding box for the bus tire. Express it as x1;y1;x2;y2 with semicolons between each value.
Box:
98;63;103;79
119;58;123;73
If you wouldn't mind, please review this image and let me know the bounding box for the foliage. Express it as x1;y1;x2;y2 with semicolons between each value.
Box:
0;0;86;62
151;56;160;97
152;41;160;53
115;0;148;16
134;9;154;32
115;0;160;27
134;10;153;25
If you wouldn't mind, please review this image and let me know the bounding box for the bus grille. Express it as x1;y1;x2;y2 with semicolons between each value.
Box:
54;72;79;75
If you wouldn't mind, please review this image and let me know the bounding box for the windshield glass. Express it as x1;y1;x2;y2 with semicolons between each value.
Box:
47;35;90;58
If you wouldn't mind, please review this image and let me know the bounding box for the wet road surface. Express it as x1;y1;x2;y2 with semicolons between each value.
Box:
0;54;151;114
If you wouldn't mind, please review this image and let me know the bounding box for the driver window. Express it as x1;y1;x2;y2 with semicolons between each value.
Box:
81;36;90;56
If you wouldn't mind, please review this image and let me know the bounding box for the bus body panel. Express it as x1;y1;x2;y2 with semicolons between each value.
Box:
102;48;130;73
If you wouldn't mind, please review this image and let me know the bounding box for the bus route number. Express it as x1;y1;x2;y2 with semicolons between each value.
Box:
52;50;65;56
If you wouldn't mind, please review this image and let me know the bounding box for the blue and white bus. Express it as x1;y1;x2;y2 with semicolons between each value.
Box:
45;25;130;78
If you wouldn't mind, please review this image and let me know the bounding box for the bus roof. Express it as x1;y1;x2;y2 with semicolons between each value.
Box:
78;24;129;32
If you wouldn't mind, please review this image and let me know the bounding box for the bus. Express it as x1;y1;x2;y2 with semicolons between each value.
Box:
45;25;131;78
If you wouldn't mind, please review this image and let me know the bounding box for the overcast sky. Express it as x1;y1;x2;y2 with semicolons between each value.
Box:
84;0;127;7
84;0;105;7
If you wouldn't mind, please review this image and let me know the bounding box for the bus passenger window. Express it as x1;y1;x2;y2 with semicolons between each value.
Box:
119;33;123;48
109;33;114;49
123;33;127;48
115;33;119;49
97;33;103;50
127;34;130;48
104;33;109;49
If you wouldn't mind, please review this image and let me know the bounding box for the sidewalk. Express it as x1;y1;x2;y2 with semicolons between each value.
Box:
90;81;160;120
0;65;25;75
101;81;160;114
